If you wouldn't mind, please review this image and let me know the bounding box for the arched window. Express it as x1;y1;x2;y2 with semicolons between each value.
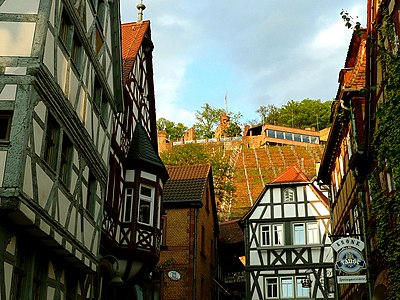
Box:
283;188;295;202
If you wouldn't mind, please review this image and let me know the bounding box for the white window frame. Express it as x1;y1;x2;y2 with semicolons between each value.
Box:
273;224;284;246
122;187;134;223
137;184;155;226
280;277;294;298
295;277;310;297
260;224;284;246
265;277;279;298
307;222;320;244
260;225;271;246
293;223;305;245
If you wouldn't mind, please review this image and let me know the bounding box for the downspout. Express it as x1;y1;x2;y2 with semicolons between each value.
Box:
193;208;198;300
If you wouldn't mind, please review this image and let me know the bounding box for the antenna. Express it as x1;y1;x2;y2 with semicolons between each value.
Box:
224;92;228;112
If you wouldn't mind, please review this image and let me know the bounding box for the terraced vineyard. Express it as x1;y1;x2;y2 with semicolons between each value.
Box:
221;144;325;219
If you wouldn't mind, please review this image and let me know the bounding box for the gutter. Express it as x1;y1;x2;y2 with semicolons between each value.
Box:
193;207;198;300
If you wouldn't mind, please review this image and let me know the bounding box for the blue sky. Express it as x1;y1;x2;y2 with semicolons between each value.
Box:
120;0;366;127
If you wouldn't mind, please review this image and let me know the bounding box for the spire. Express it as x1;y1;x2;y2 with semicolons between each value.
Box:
137;0;146;22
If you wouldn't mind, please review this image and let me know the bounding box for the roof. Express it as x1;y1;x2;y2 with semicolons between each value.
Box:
121;21;150;83
268;165;309;185
219;219;243;244
126;123;168;180
163;164;211;204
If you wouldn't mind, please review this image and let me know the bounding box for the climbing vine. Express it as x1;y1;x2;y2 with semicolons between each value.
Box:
367;8;400;299
342;7;400;298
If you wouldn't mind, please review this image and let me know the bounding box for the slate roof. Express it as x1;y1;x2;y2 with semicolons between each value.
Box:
268;165;309;185
121;20;150;83
219;219;243;244
164;164;211;204
127;123;167;178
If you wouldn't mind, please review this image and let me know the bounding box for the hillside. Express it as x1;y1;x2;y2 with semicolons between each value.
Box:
222;144;324;219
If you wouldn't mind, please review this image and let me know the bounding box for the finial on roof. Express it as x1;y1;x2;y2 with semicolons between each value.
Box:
137;0;146;22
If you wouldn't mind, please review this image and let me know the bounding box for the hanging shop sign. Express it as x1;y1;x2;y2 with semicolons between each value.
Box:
332;237;367;284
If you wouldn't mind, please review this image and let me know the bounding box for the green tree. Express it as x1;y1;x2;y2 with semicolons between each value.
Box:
256;99;332;130
194;103;224;138
160;143;235;218
157;117;188;141
224;111;243;137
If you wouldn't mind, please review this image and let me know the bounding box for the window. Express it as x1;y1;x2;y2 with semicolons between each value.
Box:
0;111;12;141
307;223;320;244
71;33;83;70
285;132;293;140
293;224;305;245
293;223;319;245
296;277;310;297
60;133;73;186
276;130;284;139
44;114;60;170
281;277;294;298
122;188;134;222
201;225;205;254
283;188;295;202
86;171;97;216
293;133;301;142
59;9;83;72
266;278;278;298
59;10;73;50
138;184;154;225
353;204;361;235
273;224;284;245
93;76;109;122
260;224;284;246
261;225;271;246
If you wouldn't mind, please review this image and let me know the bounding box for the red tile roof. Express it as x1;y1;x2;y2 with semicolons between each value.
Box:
121;20;149;83
268;165;309;184
219;219;243;244
166;164;211;180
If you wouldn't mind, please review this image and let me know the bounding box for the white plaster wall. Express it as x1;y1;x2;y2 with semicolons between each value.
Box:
0;22;35;56
36;165;53;208
23;156;33;199
44;30;55;76
0;84;17;100
0;151;7;186
0;0;39;13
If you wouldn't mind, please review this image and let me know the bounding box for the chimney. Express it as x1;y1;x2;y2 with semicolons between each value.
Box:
137;1;146;22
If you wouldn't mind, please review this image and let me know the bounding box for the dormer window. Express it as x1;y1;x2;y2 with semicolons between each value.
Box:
138;184;155;225
283;188;295;202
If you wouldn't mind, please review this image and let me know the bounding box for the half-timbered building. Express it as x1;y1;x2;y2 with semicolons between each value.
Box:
99;9;169;299
0;0;122;298
317;29;369;300
241;165;335;299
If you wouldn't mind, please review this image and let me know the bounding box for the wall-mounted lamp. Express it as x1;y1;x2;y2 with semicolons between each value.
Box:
101;255;124;286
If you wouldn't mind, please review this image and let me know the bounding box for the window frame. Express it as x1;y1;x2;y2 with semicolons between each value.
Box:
265;277;279;299
122;187;134;223
137;184;155;226
0;111;13;141
280;277;294;298
295;277;310;297
260;224;284;247
293;223;305;245
43;113;61;170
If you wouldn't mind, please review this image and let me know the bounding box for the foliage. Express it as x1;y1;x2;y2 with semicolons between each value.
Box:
224;111;243;137
157;117;188;141
160;143;235;219
367;8;400;298
256;99;332;130
194;103;225;138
